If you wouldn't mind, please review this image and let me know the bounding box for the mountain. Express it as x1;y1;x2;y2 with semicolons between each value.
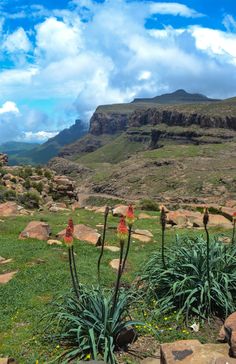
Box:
49;89;236;205
132;89;220;104
5;119;88;165
0;141;39;153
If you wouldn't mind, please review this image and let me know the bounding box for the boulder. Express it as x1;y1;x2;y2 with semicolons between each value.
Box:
109;259;123;271
57;224;101;246
160;340;236;364
132;229;153;242
221;207;235;221
112;205;128;217
167;210;202;228
138;213;157;220
218;312;236;358
209;215;232;229
97;245;120;252
19;221;51;241
0;202;20;217
0;271;18;284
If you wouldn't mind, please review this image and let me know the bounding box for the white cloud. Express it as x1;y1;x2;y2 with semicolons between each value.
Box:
223;14;236;33
149;2;203;18
2;27;31;53
0;101;19;114
0;0;236;145
23;130;58;142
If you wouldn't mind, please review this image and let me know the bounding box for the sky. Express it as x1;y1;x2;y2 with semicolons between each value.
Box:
0;0;236;144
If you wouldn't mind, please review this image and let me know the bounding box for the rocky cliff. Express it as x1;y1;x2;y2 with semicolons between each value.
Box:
90;107;236;135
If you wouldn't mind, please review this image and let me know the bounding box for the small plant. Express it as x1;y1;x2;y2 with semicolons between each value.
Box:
141;235;236;320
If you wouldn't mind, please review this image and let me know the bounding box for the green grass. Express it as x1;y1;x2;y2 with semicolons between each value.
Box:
0;209;232;363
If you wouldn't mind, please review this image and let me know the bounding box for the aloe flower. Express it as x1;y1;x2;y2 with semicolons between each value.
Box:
126;205;135;227
117;217;128;241
68;218;74;233
64;226;73;247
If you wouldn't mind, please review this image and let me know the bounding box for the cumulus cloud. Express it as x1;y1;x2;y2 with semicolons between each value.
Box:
0;101;19;114
0;0;236;144
149;2;203;18
24;130;58;142
2;27;31;53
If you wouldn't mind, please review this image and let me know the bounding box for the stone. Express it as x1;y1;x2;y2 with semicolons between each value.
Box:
19;221;51;241
167;210;202;228
109;259;122;270
97;245;120;252
160;340;236;364
47;239;62;246
57;224;101;246
218;236;231;244
112;205;128;217
0;202;20;217
49;206;70;212
209;215;232;229
226;200;236;208
0;258;13;264
218;312;236;358
132;229;153;242
0;271;18;284
95;206;107;214
138;212;157;220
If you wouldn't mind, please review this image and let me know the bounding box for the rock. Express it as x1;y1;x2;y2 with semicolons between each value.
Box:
132;229;153;242
57;224;101;246
141;355;160;364
160;340;236;364
19;221;51;241
209;215;232;229
138;213;157;219
95;206;107;214
0;152;8;165
0;256;5;262
47;239;62;246
221;207;235;221
167;210;202;228
112;205;128;217
49;206;70;212
109;259;122;270
0;258;13;264
226;200;236;208
0;202;20;217
0;271;18;284
218;312;236;358
218;236;231;244
97;245;120;252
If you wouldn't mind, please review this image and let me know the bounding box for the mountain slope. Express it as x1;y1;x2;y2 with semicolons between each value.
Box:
9;119;88;165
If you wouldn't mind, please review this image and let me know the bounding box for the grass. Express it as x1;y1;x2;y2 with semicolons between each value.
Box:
0;208;232;363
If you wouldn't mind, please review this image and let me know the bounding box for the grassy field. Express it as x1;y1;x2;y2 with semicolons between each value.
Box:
0;208;232;363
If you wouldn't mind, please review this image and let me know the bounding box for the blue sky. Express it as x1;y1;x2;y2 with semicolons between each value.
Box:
0;0;236;143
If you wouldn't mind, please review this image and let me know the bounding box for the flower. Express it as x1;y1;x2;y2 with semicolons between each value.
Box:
126;204;135;226
64;226;73;246
117;217;128;241
85;353;91;360
160;205;167;228
68;218;74;233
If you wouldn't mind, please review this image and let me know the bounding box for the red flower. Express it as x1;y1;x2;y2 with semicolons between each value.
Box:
117;217;128;241
233;212;236;221
126;205;135;226
64;226;73;246
68;218;74;233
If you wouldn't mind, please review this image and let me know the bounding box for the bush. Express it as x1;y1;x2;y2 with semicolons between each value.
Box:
44;170;52;180
141;235;236;320
18;192;40;209
138;199;159;211
50;286;141;363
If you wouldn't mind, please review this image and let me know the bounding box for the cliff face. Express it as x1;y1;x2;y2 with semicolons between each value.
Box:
89;108;236;135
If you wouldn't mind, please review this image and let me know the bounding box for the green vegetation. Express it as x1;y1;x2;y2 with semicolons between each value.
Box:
141;235;236;320
0;208;232;362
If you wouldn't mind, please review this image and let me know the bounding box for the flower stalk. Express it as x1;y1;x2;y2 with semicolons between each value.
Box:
203;207;210;289
160;205;167;269
232;213;236;244
122;205;135;273
97;206;110;283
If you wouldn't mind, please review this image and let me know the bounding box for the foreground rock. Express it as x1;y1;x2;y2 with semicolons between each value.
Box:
0;271;18;284
47;239;62;246
0;202;20;217
218;312;236;357
112;205;128;217
160;340;236;363
0;153;8;165
132;229;153;242
19;221;51;240
57;224;101;246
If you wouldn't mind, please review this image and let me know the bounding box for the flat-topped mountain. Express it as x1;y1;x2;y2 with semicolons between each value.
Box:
132;89;220;104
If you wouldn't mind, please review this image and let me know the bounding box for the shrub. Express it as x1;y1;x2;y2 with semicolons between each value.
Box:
50;287;141;363
138;199;159;211
18;192;40;209
141;235;236;320
32;182;43;194
23;178;31;190
44;170;52;180
3;189;17;201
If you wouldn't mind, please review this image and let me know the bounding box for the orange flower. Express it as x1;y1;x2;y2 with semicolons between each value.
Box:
117;217;128;241
68;218;74;233
233;212;236;222
203;207;209;226
126;205;135;226
64;226;73;246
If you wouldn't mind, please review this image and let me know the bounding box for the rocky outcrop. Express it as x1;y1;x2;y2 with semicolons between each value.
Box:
89;107;236;136
0;153;8;165
218;312;236;358
48;157;91;176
